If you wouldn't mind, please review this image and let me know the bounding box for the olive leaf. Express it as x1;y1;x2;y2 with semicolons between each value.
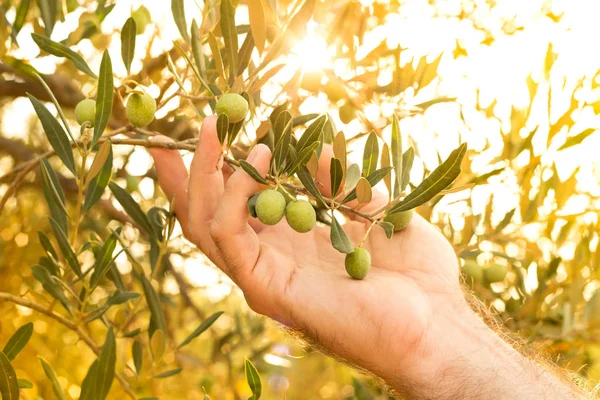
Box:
245;358;262;400
400;147;414;191
89;234;118;289
171;0;189;41
40;158;69;234
330;158;343;198
345;163;361;192
150;330;166;361
378;221;394;239
107;291;140;306
17;379;33;389
248;0;266;54
141;275;167;338
362;131;379;177
391;114;403;198
94;328;116;400
330;215;354;254
14;0;30;35
49;218;82;278
292;113;319;127
381;143;392;195
178;311;224;349
272;111;293;174
38;231;58;260
109;182;154;235
121;18;136;74
39;357;67;400
390;143;467;213
237;30;255;75
286;141;319;176
2;322;33;361
207;31;226;83
28;95;76;174
355;177;372;204
297;167;327;208
93;51;114;145
296;115;327;154
31;265;73;314
36;0;56;36
83;144;113;213
79;360;98;400
39;256;60;276
342;167;392;204
155;368;183;379
558;128;596;151
84;140;111;186
216;113;229;145
239;160;269;185
220;0;238;83
31;33;96;78
132;341;142;375
191;20;205;77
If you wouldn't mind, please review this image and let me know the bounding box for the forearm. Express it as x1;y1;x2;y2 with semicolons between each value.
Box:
384;297;586;399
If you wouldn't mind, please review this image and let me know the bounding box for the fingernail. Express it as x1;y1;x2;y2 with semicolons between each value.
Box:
247;146;260;163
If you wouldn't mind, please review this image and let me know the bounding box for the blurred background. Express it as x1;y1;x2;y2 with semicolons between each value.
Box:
1;0;600;398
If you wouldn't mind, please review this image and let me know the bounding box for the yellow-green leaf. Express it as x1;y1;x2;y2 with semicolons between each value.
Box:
245;358;262;399
330;215;353;254
0;352;19;400
248;0;266;54
31;33;96;78
93;51;114;145
39;357;67;400
171;0;189;41
3;322;33;361
85;140;112;186
178;311;224;349
355;177;372;205
220;0;238;83
121;18;136;74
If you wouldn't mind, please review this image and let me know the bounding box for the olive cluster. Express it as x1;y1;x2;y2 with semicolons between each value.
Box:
462;260;508;285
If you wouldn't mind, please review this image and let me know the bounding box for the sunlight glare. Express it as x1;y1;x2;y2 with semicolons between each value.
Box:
289;21;332;72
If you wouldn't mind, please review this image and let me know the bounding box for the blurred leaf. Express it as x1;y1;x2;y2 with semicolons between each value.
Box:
107;291;139;306
355;177;372;205
381;143;391;195
155;368;182;378
342;167;392;204
93;51;114;145
391;115;402;197
416;52;442;89
3;322;33;361
79;360;97;400
362;131;379;177
220;0;238;83
216;113;229;145
191;20;205;78
39;255;60;276
390;143;467;213
39;357;67;400
469;166;504;185
14;0;30;35
345;164;361;191
273;111;293;174
83;145;113;213
36;0;57;37
89;234;118;289
494;209;516;234
109;182;154;235
31;33;96;78
248;0;266;54
85;140;111;186
414;96;456;111
330;158;343;198
558;128;596;151
150;330;166;361
297;167;327;208
207;32;226;83
171;0;189;41
28;95;76;174
17;379;32;389
132;341;142;375
330;216;353;254
120;18;136;75
237;30;255;75
49;218;81;278
251;63;285;92
141;275;167;338
239;160;268;185
95;328;116;400
378;221;394;239
296;115;326;154
31;265;72;314
38;231;58;260
122;329;141;338
286;141;319;176
40;158;68;233
292;114;319;127
245;358;262;399
178;311;224;349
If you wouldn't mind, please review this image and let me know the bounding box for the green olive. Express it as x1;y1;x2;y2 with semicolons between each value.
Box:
255;189;286;225
462;260;483;284
126;91;156;127
338;102;356;124
74;99;96;127
484;263;508;283
285;200;316;233
345;247;371;280
216;93;248;123
383;209;414;232
324;79;347;102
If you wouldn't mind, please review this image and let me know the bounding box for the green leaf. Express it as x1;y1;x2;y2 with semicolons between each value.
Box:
14;0;30;34
378;221;394;239
292;113;319;127
239;160;268;185
220;0;238;83
391;115;403;197
120;18;136;75
558;128;596;151
132;341;142;375
40;158;69;233
191;20;206;79
85;140;112;186
141;275;167;338
345;163;361;191
342;167;392;204
330;158;343;198
109;182;154;235
28;94;76;174
286;141;319;176
31;33;96;78
216;113;229;145
296;167;327;208
178;311;224;349
17;379;33;389
89;234;118;289
38;231;58;260
0;351;18;400
362;131;379;177
79;360;97;400
245;358;262;399
31;265;72;314
171;0;189;41
272;111;293;174
355;177;372;204
107;291;140;306
390;143;467;213
237;30;255;75
154;368;182;379
3;322;33;361
296;115;326;154
39;357;67;400
96;328;116;400
36;0;57;37
93;51;114;145
400;147;414;191
330;216;354;254
49;218;82;278
39;255;60;276
83;145;113;213
122;328;141;338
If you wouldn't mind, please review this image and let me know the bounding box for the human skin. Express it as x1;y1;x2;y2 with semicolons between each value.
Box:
149;116;584;399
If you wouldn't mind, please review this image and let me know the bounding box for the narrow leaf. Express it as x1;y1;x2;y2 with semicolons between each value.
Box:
31;265;72;313
17;379;32;389
132;341;142;375
3;322;33;361
293;113;319;127
191;20;205;79
248;0;266;54
89;234;118;289
14;0;30;34
286;141;319;176
171;0;189;41
330;158;343;198
390;143;467;213
31;33;96;78
362;132;379;177
391;115;402;197
95;328;116;400
381;143;391;195
207;31;226;83
141;275;167;338
155;368;183;378
296;115;326;154
400;147;414;191
345;164;361;191
237;30;255;75
28;95;76;174
178;311;224;349
36;0;56;36
109;182;154;235
216;113;229;145
39;357;67;400
342;167;392;204
49;218;81;278
40;158;69;233
330;216;354;254
558;128;596;151
150;330;166;361
83;145;112;213
120;18;136;74
0;352;18;400
79;360;97;400
378;221;394;239
245;358;262;399
239;160;268;185
38;231;58;260
85;140;111;186
355;177;372;204
107;291;140;306
220;0;238;82
272;111;293;174
297;167;327;208
93;51;114;145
